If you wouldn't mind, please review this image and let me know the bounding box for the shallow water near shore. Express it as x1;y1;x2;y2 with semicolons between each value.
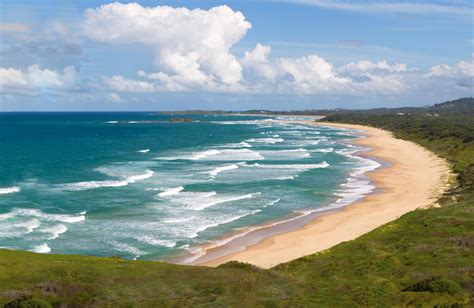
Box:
0;113;379;260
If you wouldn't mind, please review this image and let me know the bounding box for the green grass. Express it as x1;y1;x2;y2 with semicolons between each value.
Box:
1;99;473;307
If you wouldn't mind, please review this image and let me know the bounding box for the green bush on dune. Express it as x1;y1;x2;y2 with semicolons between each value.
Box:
1;98;473;306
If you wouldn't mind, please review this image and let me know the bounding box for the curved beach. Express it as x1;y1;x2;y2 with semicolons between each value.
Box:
197;121;452;268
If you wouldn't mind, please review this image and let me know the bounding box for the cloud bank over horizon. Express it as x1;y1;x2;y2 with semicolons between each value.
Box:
0;1;472;110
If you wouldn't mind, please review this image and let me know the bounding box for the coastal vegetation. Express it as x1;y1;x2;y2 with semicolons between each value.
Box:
1;98;473;307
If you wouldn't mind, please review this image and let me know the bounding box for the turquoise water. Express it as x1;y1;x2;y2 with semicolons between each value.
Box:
0;113;379;260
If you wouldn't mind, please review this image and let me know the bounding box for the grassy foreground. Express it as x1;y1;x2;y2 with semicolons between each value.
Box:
1;98;473;307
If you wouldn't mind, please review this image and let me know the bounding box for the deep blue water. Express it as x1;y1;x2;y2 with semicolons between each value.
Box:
0;113;378;260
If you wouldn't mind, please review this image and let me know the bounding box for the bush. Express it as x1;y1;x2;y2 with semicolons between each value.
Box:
403;277;462;295
4;297;52;308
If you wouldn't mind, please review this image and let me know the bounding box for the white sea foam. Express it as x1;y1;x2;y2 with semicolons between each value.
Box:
262;198;281;208
110;241;145;259
246;137;284;144
187;209;262;239
135;236;176;248
190;193;258;211
206;164;239;177
126;170;155;182
274;175;298;180
106;121;118;124
138;149;150;153
219;141;252;148
59;170;154;191
188;149;264;161
289;139;321;146
350;158;381;177
60;180;130;191
161;191;260;211
30;243;51;253
311;148;334;153
158;186;184;197
22;218;41;233
258;148;310;160
41;224;68;240
212;119;274;125
336;146;381;177
0;187;20;195
336;131;359;137
0;212;15;221
205;161;328;183
163;216;196;224
191;149;221;160
0;208;86;224
242;162;329;170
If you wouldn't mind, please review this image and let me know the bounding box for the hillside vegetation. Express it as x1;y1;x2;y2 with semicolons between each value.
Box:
1;98;473;307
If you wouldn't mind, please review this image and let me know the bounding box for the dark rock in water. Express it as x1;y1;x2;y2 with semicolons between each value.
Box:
170;118;193;123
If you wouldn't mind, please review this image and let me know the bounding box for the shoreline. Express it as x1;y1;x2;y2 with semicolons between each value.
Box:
193;121;452;268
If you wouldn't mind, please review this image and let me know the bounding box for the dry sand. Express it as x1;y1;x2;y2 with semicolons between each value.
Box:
197;121;452;268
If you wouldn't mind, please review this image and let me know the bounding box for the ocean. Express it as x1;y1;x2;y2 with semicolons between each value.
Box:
0;113;379;261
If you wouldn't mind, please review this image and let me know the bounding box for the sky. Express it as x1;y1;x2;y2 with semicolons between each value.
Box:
0;0;472;111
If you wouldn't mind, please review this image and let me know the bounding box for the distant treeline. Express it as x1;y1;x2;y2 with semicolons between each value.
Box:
158;97;474;117
241;97;474;116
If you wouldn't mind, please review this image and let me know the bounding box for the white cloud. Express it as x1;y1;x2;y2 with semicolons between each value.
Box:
336;59;411;94
105;92;122;103
84;3;251;89
102;48;472;99
284;1;472;16
0;65;76;95
425;55;473;89
103;75;158;93
241;44;277;81
240;45;408;95
275;55;350;93
426;55;474;78
339;60;408;73
83;3;472;100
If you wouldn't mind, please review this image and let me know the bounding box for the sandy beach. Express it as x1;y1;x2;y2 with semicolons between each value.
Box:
196;121;452;268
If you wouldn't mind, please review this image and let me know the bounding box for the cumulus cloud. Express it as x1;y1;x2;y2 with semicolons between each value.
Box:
425;55;473;89
339;60;408;73
239;45;408;95
4;2;470;104
84;3;251;90
0;65;77;95
104;75;158;93
426;55;473;78
276;55;349;93
241;44;277;81
82;2;472;99
336;60;412;94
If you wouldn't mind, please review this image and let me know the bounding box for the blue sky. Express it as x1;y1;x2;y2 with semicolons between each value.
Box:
0;0;472;111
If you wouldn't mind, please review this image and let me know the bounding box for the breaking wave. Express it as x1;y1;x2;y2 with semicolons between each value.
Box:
0;187;20;195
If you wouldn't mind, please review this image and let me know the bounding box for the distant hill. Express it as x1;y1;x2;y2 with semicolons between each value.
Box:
430;97;474;114
317;97;474;116
249;97;474;116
